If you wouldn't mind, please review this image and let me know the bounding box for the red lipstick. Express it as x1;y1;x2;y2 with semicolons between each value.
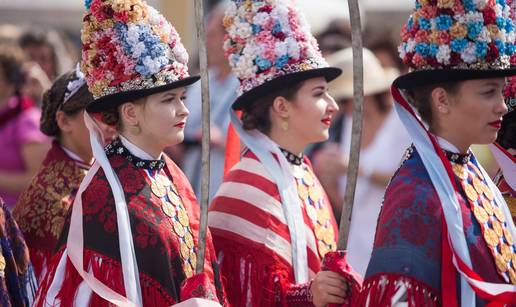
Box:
175;122;185;128
488;120;501;129
321;117;332;126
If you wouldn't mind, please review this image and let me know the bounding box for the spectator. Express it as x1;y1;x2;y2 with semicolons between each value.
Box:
182;1;239;201
312;48;411;275
0;43;49;208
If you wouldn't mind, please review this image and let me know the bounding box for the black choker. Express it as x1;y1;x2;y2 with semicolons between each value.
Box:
279;148;303;166
443;149;471;165
105;138;165;170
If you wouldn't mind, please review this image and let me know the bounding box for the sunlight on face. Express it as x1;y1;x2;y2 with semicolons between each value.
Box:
286;77;339;145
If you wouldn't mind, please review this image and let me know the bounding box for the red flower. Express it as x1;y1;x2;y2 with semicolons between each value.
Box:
486;43;499;61
403;52;414;65
118;168;145;194
450;52;461;65
114;11;129;23
482;8;497;25
437;8;454;16
83;176;111;216
274;32;286;40
426;57;439;68
258;5;272;13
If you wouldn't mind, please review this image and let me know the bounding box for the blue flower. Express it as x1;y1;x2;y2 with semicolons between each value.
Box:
415;1;422;9
252;24;262;35
505;43;516;56
496;0;505;5
467;22;483;39
494;39;505;54
275;55;289;69
429;44;439;57
435;15;453;31
85;0;92;9
505;19;514;33
407;16;414;31
496;17;506;30
272;22;282;35
475;42;488;58
255;56;272;71
415;43;430;56
419;18;431;31
463;0;476;12
451;39;468;53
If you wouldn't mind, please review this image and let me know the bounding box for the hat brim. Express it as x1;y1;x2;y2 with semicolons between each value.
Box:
86;76;201;113
232;67;342;110
393;67;516;89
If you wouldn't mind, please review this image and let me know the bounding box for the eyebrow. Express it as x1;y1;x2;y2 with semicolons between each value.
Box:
312;85;326;91
481;82;503;87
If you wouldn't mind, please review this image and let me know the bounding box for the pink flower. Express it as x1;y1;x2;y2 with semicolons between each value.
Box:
415;30;430;43
420;5;438;19
412;54;427;67
256;31;273;44
437;31;451;44
263;18;275;31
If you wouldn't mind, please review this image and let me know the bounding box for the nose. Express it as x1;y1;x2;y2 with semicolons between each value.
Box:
326;93;339;114
496;95;509;117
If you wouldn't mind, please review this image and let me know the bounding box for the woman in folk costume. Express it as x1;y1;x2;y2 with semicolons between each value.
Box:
13;66;115;282
34;0;226;306
0;196;37;306
492;75;515;223
208;1;361;306
352;0;516;305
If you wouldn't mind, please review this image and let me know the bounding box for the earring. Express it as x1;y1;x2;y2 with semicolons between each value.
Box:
281;120;289;131
130;124;141;135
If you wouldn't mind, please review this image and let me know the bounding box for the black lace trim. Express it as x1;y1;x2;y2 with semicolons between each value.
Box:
105;137;165;170
443;149;471;165
279;148;303;166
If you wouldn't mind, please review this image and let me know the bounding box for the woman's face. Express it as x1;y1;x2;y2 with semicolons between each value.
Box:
445;78;508;146
135;87;189;151
285;77;339;145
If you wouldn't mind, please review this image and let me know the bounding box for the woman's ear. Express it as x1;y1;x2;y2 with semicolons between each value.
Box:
431;87;452;115
271;96;291;119
119;102;140;126
55;110;72;133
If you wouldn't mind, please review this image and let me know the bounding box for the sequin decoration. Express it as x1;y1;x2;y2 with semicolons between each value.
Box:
293;164;336;258
148;170;196;277
454;160;516;284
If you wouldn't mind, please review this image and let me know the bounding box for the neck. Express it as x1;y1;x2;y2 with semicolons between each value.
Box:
121;132;162;159
268;128;305;157
432;129;470;154
60;136;94;164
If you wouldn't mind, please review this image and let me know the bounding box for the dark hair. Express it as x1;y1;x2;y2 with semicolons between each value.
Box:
100;97;147;132
241;81;304;134
372;92;391;114
0;43;26;91
497;113;516;150
19;30;57;78
368;36;405;72
40;70;94;136
405;82;461;125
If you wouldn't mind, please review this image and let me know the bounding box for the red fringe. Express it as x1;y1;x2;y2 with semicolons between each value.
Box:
352;273;440;307
34;249;176;306
216;237;296;307
29;248;52;282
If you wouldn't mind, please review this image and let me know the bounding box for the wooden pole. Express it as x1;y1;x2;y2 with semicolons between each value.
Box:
337;0;364;250
193;0;211;274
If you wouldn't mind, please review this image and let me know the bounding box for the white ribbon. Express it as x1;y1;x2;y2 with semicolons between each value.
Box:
230;110;309;283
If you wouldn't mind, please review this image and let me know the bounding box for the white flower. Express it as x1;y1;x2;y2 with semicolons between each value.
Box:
243;42;259;57
406;38;416;53
275;41;288;57
143;56;162;75
494;4;503;16
235;56;256;79
436;45;451;64
463;12;484;24
503;5;511;19
507;31;516;44
147;6;162;26
285;37;300;59
253;12;270;26
173;44;189;64
398;43;407;59
472;0;488;10
430;19;437;31
461;42;477;64
225;1;237;18
498;29;508;42
234;22;253;39
132;42;146;59
127;25;140;46
478;27;491;43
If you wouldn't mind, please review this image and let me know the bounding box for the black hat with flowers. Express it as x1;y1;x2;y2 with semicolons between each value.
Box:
394;0;516;89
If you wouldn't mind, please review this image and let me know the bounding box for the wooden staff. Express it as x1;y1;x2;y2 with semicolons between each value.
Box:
193;0;211;274
337;0;364;250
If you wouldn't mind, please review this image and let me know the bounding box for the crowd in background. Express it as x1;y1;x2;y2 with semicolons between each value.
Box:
0;0;502;278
